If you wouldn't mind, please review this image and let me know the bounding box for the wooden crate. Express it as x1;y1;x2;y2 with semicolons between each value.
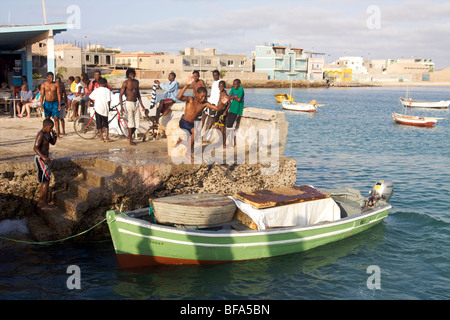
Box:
233;185;329;209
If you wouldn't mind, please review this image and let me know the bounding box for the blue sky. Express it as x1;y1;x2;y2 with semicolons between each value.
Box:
3;0;450;68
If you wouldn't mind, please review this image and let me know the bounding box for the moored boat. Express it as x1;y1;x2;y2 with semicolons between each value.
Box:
400;97;450;109
106;181;393;269
281;99;317;112
275;94;293;103
392;112;440;127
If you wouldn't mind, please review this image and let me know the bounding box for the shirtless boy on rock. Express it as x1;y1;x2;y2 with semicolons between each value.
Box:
176;76;227;161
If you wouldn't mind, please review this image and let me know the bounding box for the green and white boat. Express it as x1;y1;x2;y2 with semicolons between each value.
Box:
106;181;393;269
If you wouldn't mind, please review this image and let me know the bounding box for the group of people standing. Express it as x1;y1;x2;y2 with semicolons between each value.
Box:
118;67;245;152
36;70;112;139
32;68;245;207
176;69;245;159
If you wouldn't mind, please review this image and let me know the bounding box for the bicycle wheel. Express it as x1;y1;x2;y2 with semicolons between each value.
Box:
117;115;128;136
74;115;98;139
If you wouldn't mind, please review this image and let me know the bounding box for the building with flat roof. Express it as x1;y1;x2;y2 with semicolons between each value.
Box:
115;52;157;70
0;23;70;91
254;43;308;80
182;47;253;80
332;56;368;74
33;42;82;79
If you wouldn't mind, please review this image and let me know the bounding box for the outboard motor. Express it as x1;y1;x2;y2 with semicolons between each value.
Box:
366;180;394;207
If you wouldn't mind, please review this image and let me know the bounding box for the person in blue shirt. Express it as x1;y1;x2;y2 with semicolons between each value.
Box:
154;72;178;124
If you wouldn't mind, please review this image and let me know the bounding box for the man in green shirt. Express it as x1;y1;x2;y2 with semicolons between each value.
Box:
225;79;244;148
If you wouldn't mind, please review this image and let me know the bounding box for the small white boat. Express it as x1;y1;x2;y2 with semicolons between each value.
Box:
399;97;450;109
282;100;318;112
392;113;441;127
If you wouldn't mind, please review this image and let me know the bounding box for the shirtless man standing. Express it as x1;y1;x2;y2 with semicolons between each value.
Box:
176;76;226;161
34;118;57;209
39;72;61;137
119;68;145;145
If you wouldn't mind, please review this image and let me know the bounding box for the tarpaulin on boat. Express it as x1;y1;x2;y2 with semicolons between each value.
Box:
232;197;341;230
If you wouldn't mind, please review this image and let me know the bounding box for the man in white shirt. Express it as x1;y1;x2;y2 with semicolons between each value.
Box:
89;78;112;142
202;70;221;138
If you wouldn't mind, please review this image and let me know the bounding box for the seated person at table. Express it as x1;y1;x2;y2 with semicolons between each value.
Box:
18;84;33;118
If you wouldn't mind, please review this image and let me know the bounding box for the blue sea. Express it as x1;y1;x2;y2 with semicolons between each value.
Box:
1;86;449;302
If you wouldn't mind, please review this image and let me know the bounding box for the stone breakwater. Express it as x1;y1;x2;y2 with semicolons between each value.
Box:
106;79;333;90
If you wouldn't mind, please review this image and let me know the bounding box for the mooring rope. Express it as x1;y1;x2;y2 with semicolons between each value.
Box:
0;217;107;245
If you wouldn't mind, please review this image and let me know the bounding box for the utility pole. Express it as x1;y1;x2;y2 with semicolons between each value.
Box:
42;0;47;24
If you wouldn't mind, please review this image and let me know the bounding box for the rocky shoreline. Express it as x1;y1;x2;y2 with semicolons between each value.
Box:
0;156;297;241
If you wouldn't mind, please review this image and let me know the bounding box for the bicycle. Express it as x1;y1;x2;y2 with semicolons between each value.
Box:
73;104;128;139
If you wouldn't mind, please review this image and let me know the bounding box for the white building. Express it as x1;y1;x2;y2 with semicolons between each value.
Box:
332;56;368;74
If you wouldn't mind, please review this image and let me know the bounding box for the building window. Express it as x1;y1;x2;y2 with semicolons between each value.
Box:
106;56;111;65
86;55;90;61
170;59;174;64
156;59;159;64
205;60;211;65
227;60;234;67
94;55;99;64
274;48;285;56
192;59;199;66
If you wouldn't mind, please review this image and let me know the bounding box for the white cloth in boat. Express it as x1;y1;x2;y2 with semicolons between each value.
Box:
231;197;341;230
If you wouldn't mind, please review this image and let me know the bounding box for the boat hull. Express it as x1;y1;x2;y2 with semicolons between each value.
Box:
392;113;438;127
275;94;293;103
281;101;317;112
400;97;450;109
106;204;391;269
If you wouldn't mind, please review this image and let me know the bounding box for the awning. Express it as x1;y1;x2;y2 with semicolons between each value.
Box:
0;23;69;51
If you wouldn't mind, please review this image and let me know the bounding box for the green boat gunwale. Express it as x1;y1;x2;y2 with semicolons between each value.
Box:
108;202;391;238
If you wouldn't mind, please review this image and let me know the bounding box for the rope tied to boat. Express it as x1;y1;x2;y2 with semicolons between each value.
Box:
0;217;107;245
149;199;156;223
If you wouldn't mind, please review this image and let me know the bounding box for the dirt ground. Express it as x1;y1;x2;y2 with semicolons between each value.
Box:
0;114;169;165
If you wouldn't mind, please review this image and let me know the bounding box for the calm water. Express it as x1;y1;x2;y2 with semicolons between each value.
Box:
1;86;449;301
